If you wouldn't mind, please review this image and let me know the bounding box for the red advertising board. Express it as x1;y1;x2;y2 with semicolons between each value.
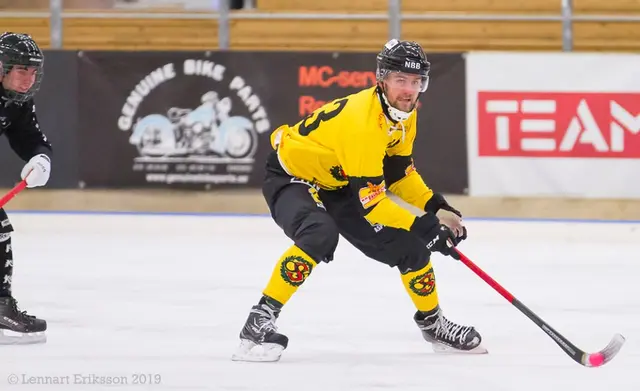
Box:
478;92;640;158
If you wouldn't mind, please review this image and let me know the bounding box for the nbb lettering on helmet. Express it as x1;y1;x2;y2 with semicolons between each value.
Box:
404;61;421;70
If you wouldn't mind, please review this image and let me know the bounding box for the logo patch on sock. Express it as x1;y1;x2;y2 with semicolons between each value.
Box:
280;256;313;287
409;267;435;296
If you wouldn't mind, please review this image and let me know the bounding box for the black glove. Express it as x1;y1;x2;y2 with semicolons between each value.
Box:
425;192;462;217
453;226;467;245
410;213;461;260
424;193;467;245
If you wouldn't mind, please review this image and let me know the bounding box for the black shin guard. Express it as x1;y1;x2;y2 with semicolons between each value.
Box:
0;209;14;298
0;234;12;297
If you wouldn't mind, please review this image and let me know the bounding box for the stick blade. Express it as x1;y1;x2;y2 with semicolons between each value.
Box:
582;333;625;368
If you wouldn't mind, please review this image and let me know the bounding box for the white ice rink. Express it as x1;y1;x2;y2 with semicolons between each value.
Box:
0;211;638;391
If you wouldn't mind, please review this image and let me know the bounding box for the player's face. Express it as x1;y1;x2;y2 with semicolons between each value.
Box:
2;66;37;93
383;72;422;112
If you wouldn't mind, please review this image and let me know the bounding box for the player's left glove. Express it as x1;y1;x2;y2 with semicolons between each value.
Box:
21;154;51;188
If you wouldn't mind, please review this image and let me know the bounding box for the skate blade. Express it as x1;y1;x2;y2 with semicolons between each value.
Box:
231;340;284;362
0;329;46;345
432;342;488;355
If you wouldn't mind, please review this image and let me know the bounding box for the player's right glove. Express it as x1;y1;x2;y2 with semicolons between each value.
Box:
410;213;460;260
425;193;467;244
20;154;51;188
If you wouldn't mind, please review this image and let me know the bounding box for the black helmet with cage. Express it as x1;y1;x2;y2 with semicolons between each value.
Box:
375;39;430;122
0;32;44;103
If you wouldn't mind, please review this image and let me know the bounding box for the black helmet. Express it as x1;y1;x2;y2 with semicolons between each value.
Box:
376;39;430;92
0;32;44;103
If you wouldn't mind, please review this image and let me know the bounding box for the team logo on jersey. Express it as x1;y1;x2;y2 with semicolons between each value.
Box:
116;59;271;186
358;180;386;209
329;165;347;182
409;267;436;296
280;256;314;287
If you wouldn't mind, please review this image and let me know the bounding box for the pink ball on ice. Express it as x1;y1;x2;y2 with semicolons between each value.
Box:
589;353;605;367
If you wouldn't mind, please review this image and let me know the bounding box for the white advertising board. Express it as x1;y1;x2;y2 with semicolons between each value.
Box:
466;52;640;198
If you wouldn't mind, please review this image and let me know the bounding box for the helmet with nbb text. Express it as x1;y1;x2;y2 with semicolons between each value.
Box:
376;39;430;122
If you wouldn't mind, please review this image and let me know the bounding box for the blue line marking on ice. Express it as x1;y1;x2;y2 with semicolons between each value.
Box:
4;209;640;224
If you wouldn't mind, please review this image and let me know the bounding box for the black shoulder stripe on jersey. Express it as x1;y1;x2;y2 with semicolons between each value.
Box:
348;175;387;215
383;154;413;186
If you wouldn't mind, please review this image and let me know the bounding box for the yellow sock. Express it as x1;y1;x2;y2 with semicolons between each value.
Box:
400;260;439;312
262;245;317;306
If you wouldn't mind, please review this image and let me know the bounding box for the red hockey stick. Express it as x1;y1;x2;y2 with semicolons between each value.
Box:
453;248;625;367
0;179;28;209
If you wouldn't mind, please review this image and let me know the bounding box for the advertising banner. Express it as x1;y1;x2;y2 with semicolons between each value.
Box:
467;52;640;198
77;51;279;189
78;51;467;193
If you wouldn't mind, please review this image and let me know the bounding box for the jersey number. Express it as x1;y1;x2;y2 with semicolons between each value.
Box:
299;98;348;136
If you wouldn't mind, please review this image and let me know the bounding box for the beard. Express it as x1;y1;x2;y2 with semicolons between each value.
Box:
391;95;417;112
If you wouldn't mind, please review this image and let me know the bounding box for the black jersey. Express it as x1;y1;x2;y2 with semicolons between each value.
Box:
0;89;52;162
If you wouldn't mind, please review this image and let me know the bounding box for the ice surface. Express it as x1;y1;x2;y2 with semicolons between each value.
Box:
0;212;638;391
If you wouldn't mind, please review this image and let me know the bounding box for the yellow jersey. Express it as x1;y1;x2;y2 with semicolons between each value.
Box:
270;86;435;231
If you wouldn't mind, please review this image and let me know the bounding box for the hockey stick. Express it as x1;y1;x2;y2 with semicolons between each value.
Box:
0;179;28;209
453;248;625;367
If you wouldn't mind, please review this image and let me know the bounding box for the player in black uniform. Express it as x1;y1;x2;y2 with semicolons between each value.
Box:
0;32;52;344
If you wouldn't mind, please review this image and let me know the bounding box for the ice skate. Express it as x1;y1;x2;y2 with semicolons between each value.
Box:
0;296;46;345
231;300;288;362
414;306;487;354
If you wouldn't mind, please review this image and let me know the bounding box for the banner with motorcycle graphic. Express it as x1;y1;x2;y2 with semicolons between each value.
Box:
77;51;467;192
77;51;280;188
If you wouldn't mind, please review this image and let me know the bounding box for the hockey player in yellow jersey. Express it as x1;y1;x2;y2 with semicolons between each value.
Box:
232;39;486;362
